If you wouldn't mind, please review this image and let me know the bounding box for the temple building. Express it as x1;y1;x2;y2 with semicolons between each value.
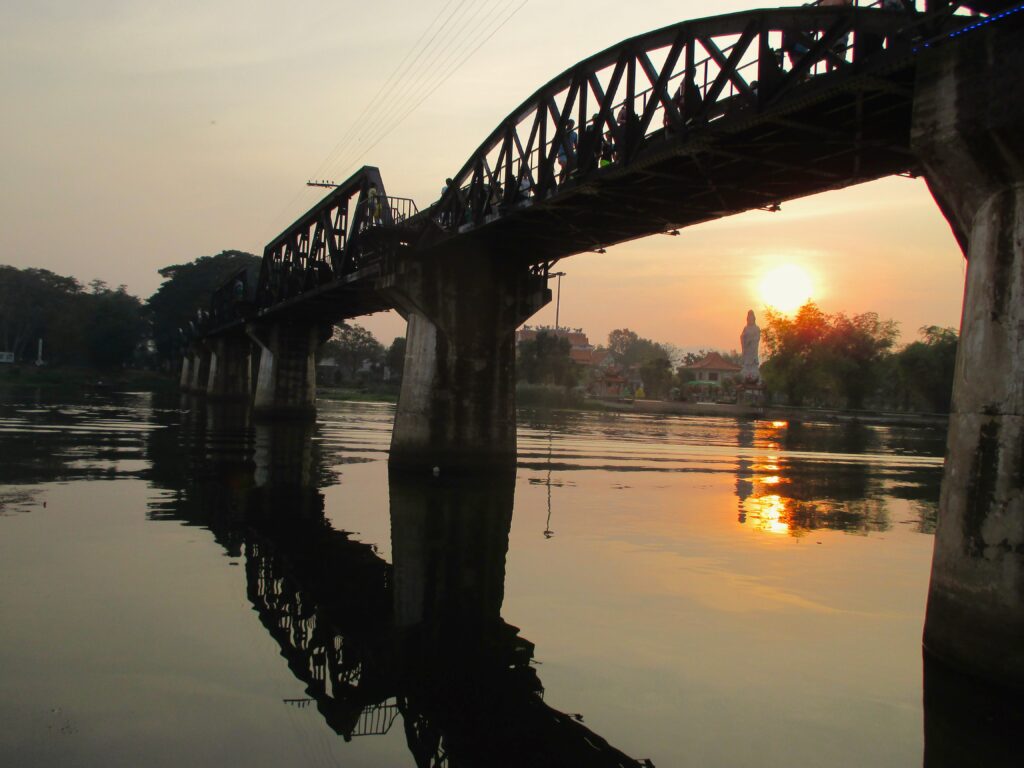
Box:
682;352;742;400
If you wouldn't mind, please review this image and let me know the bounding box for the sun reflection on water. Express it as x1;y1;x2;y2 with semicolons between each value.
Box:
741;493;791;535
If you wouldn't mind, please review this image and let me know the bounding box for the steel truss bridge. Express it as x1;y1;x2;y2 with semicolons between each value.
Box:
197;1;1019;335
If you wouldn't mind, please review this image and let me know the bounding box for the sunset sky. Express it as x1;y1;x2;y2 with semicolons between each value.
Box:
1;0;966;352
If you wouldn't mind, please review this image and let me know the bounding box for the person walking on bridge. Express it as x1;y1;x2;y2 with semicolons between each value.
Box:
577;114;602;174
367;182;383;226
557;118;578;184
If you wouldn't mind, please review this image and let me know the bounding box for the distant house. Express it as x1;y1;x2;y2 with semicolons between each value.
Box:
317;356;344;386
682;352;741;400
516;326;643;397
517;326;595;361
590;368;630;399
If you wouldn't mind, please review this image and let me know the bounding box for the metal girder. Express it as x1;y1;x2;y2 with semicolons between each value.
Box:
426;5;952;234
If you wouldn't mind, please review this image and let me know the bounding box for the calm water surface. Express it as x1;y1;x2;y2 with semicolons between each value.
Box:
0;392;951;767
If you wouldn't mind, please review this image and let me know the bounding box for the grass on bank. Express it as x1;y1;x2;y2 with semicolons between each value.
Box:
317;385;400;403
0;365;176;393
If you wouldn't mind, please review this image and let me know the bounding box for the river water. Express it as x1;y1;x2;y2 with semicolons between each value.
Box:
0;392;954;766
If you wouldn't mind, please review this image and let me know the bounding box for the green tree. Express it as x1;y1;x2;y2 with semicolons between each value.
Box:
148;250;261;362
607;328;667;367
761;302;898;409
83;286;148;368
827;312;899;409
639;356;673;399
0;266;147;368
761;303;832;406
893;326;958;412
321;323;384;380
386;336;407;382
518;331;578;386
0;266;82;361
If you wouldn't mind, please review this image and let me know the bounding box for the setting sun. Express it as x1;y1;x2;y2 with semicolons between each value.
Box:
758;264;815;314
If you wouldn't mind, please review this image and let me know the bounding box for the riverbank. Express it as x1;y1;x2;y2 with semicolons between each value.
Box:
608;398;949;428
317;386;399;403
0;365;176;393
313;387;945;428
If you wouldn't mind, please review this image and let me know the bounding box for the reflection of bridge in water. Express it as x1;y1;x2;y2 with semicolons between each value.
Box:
147;404;652;767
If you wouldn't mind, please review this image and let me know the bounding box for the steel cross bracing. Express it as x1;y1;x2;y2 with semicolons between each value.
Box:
253;166;419;315
200;2;1015;335
423;3;986;260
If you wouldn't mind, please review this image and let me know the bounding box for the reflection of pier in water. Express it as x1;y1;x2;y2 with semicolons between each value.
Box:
146;404;650;767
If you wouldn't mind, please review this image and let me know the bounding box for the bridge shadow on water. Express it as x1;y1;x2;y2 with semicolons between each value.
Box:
137;400;1024;767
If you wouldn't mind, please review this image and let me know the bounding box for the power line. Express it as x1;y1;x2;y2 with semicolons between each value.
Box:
309;0;468;181
325;0;503;178
263;0;471;243
338;0;531;180
267;0;531;242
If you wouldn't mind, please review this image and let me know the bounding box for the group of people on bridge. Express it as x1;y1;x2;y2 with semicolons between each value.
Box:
434;0;921;230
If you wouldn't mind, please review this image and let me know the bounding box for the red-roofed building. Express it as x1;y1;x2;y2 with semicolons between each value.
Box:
682;352;741;400
517;326;597;364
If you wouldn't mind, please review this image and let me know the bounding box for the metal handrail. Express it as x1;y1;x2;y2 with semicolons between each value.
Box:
430;4;938;233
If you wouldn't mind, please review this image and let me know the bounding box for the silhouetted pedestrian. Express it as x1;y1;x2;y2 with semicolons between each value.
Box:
557;119;578;184
578;114;602;173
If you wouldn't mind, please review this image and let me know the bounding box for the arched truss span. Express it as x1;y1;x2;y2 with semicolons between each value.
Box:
427;3;985;257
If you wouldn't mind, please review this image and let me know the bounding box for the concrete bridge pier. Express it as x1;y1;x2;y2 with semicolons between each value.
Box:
205;335;253;401
179;350;194;391
913;23;1024;687
248;321;326;418
384;250;551;471
183;344;211;394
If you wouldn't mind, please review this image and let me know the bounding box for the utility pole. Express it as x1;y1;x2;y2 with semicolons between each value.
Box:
551;272;566;332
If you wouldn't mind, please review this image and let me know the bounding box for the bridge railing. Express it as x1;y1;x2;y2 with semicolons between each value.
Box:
207;267;258;330
254;167;418;310
353;195;419;233
428;4;947;235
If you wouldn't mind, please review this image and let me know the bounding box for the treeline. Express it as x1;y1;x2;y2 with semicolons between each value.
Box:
762;303;957;413
317;324;406;385
518;327;683;399
0;253;402;384
0;267;147;368
1;258;959;413
0;252;262;370
517;303;959;413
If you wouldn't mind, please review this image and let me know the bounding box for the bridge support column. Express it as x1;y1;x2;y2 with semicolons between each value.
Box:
205;335;253;401
187;345;211;395
179;351;194;391
913;23;1024;686
249;322;323;418
385;252;550;471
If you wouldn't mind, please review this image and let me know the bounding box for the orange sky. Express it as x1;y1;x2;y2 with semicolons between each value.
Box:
0;0;965;351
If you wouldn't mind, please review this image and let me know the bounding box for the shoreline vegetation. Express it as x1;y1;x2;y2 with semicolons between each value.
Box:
2;260;957;424
0;365;177;393
0;369;947;429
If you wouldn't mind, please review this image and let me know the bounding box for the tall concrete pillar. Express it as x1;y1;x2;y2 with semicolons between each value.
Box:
206;335;253;401
913;20;1024;686
188;345;211;395
249;321;323;417
383;249;550;470
179;352;193;391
